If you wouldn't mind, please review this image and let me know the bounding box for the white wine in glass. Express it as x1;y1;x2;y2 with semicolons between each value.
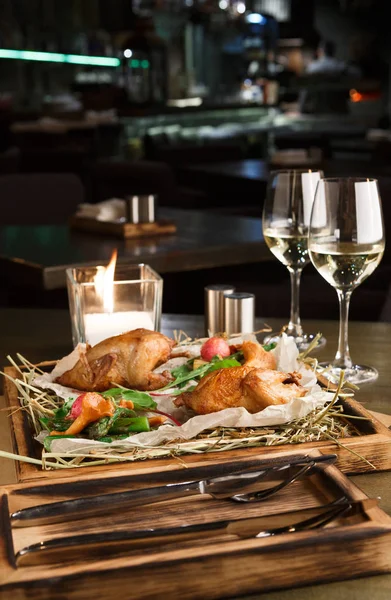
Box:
309;177;385;384
262;169;326;351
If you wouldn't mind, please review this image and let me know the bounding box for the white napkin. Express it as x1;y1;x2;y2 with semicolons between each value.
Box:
76;198;126;222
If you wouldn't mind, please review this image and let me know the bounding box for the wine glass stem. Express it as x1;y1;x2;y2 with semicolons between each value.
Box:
335;289;353;369
287;267;303;337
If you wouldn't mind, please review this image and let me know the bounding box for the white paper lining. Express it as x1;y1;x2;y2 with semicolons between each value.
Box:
33;335;333;454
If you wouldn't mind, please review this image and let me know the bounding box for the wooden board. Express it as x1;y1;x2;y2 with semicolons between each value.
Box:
3;366;391;483
69;216;177;239
0;450;391;599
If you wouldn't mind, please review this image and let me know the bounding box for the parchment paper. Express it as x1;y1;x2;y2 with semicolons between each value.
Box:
34;335;333;454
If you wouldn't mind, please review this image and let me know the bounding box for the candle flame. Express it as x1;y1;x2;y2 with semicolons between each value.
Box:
94;249;117;313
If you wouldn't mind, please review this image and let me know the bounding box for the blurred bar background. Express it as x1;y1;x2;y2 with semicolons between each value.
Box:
1;0;390;321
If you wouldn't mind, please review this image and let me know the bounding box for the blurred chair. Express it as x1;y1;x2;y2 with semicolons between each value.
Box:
0;147;20;174
88;159;182;206
88;159;209;209
0;173;84;224
20;148;91;182
95;122;123;158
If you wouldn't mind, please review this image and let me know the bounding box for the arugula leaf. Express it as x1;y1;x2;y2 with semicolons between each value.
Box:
101;388;124;397
102;387;157;410
161;362;212;390
263;342;277;352
39;417;51;432
207;358;241;372
229;351;244;361
163;355;243;391
171;363;192;378
48;419;72;432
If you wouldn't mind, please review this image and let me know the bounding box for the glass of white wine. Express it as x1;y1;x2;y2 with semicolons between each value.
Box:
262;169;326;350
309;177;385;384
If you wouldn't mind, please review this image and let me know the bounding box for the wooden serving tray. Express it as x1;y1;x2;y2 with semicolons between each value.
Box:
0;449;391;599
69;215;177;239
3;365;391;482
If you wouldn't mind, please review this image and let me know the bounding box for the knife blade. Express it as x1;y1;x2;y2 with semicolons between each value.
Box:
15;497;376;567
10;454;336;528
12;452;335;498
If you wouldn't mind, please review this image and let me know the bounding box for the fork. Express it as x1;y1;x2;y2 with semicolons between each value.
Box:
231;462;314;503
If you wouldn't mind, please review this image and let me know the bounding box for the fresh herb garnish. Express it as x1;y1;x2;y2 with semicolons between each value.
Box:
161;362;212;390
171;363;192;378
263;342;277;352
229;351;244;361
163;355;242;390
207;358;242;372
53;397;76;421
102;387;157;410
108;416;150;434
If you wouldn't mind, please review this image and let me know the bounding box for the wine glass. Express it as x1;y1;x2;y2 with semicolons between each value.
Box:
262;169;326;351
308;177;385;384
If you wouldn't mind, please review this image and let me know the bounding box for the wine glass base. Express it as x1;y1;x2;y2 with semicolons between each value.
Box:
263;332;327;353
318;363;378;385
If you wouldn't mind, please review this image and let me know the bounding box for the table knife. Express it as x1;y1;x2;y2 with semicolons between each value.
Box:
10;454;336;528
14;497;376;567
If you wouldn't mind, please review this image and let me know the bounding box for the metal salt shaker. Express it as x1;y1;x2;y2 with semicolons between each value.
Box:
204;284;236;335
224;292;255;336
126;195;157;224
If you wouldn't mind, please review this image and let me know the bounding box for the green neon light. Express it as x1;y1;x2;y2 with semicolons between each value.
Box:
0;49;120;67
128;59;149;68
67;54;119;67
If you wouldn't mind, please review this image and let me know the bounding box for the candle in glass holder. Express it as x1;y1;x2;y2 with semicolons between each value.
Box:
84;311;155;347
66;254;163;347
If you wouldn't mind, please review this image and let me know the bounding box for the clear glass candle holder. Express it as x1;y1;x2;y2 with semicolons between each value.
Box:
66;263;163;347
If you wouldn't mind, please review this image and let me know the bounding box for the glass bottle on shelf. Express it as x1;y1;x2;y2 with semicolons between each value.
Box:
122;15;167;105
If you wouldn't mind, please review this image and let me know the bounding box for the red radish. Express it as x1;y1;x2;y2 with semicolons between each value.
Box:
201;337;230;362
68;394;86;420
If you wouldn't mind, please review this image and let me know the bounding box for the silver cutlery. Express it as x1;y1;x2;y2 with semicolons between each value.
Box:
10;454;336;528
14;497;376;567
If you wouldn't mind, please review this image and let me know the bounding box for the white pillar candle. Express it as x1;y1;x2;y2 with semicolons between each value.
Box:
355;180;383;244
301;171;321;226
84;311;155;347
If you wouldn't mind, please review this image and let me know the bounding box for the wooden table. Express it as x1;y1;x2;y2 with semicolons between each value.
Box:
1;310;391;599
0;208;270;291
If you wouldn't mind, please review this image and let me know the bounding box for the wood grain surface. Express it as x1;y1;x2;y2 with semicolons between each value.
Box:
4;363;391;482
0;209;272;290
1;311;391;599
1;452;391;599
69;217;177;239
